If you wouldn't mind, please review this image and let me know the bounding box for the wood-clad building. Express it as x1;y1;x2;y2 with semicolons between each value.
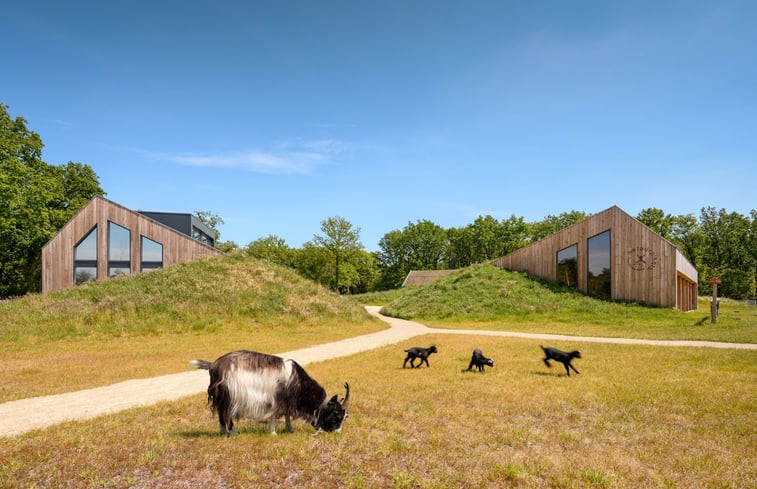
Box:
41;196;223;292
493;206;698;311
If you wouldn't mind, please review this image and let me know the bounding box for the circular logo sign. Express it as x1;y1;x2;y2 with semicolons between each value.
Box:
627;247;657;271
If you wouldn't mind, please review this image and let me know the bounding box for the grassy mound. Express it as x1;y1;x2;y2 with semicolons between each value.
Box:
0;254;381;401
379;263;668;322
366;263;757;342
0;254;369;343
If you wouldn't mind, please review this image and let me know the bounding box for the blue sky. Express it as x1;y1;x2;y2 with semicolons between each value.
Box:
3;1;755;251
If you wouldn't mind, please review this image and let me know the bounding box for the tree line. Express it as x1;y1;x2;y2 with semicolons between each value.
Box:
241;208;756;300
1;103;104;298
2;102;755;300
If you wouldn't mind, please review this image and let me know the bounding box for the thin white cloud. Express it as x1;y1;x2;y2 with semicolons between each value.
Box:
143;139;345;175
313;122;357;129
44;118;73;128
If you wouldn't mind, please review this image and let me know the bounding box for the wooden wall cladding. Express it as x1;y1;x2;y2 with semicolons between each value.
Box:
41;197;222;292
493;206;698;310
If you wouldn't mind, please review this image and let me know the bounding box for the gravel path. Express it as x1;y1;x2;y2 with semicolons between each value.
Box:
1;306;754;438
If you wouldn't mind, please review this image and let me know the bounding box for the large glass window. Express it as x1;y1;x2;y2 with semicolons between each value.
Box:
587;230;611;300
192;225;214;246
74;226;98;285
141;236;163;271
556;244;578;288
108;221;131;277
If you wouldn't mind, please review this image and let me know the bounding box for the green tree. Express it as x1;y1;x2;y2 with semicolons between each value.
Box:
446;226;474;269
699;207;755;299
469;215;504;263
349;250;380;294
402;220;448;270
194;210;224;242
215;240;239;253
59;162;102;213
376;220;448;289
529;210;588;241
499;214;531;255
635;208;706;289
445;215;530;268
670;213;703;266
637;208;675;239
0;103;104;297
748;210;757;267
312;216;363;292
748;210;757;299
295;242;332;287
375;229;409;289
245;234;295;267
315;249;379;294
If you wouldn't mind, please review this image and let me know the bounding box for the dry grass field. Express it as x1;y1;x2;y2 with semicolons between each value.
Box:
0;320;382;404
2;335;754;488
2;257;754;487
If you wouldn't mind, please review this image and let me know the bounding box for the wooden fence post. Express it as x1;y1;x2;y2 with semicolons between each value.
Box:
709;278;721;324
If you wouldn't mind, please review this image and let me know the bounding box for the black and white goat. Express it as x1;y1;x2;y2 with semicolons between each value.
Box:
192;350;350;435
402;345;437;368
466;348;494;372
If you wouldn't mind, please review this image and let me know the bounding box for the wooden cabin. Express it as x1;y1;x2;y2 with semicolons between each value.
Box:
493;206;698;311
41;196;223;292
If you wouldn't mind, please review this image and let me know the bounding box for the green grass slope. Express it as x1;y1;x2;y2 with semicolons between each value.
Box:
0;254;381;402
365;263;757;343
1;254;371;343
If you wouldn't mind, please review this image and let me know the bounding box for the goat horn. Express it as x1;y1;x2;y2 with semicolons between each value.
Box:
341;382;350;410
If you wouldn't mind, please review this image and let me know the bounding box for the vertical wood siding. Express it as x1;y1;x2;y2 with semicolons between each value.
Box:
41;197;223;292
493;206;698;310
676;273;698;312
674;250;698;311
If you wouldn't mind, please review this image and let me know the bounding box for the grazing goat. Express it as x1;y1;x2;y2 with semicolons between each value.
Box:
192;350;350;435
540;345;581;376
403;345;437;368
466;348;494;372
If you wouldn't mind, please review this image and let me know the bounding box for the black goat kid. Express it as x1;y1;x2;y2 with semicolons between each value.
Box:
466;348;494;372
540;345;581;376
402;345;437;368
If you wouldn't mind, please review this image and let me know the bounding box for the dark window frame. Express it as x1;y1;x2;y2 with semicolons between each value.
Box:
73;225;98;285
587;229;612;300
556;243;578;288
191;225;214;246
140;235;163;272
107;221;131;277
